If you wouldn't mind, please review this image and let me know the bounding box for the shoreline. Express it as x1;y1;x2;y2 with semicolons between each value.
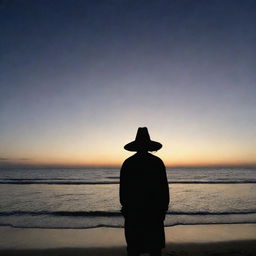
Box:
0;223;255;255
1;241;256;256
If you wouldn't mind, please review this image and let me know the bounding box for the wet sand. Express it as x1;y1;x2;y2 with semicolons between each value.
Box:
0;224;255;255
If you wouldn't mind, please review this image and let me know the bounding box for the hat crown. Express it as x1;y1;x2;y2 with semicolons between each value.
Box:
135;127;151;142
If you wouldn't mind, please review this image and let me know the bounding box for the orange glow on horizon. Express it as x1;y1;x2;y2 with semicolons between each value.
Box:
1;154;256;168
1;132;255;168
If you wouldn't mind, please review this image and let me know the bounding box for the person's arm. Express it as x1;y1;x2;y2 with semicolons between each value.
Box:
160;160;170;213
119;161;128;216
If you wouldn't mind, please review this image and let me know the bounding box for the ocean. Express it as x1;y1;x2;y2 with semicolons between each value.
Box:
0;167;255;229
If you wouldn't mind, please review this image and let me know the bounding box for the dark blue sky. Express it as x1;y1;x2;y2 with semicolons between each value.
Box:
0;0;255;166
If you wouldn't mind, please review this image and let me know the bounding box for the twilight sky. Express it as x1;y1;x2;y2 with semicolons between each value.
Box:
0;0;256;167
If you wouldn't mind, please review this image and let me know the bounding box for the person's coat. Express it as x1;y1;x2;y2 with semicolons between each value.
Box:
119;152;169;252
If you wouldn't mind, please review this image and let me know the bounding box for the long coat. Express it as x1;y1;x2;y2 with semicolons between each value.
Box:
119;152;169;253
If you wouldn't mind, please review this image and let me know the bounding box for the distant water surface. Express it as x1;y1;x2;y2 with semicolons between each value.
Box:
0;167;255;229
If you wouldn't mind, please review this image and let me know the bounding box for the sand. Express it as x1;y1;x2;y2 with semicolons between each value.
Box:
0;224;255;255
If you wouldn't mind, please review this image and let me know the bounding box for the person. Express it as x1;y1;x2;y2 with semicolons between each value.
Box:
119;127;170;256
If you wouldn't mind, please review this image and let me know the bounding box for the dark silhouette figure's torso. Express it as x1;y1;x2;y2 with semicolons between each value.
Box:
120;152;169;254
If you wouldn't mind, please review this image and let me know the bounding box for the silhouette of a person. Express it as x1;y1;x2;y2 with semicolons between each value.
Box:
120;127;169;256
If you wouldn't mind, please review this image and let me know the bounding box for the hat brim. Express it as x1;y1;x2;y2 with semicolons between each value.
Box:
124;140;162;152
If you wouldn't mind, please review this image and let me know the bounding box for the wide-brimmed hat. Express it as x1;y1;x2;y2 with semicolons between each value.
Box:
124;127;162;152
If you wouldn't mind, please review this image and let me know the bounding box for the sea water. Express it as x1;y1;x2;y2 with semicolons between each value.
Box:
0;167;255;229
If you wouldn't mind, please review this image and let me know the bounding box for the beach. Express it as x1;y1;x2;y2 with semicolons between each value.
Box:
1;224;255;256
1;167;255;255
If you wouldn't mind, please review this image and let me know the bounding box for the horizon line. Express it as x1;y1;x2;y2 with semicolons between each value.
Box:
0;163;256;169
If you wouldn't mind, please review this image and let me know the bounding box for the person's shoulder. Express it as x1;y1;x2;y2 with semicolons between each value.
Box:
148;153;164;164
147;152;161;161
122;154;137;165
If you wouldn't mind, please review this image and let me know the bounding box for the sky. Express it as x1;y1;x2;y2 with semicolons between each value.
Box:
0;0;256;167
